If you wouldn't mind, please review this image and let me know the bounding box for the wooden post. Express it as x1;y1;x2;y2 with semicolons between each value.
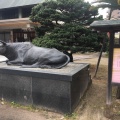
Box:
104;31;114;118
107;31;114;105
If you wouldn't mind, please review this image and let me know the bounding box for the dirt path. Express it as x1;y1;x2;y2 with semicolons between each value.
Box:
0;52;120;120
73;52;108;65
73;53;120;120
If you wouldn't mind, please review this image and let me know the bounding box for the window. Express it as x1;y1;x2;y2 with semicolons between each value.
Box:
22;6;33;18
0;8;18;20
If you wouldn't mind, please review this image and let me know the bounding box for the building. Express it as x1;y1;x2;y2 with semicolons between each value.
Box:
109;9;120;44
110;9;120;20
0;0;44;42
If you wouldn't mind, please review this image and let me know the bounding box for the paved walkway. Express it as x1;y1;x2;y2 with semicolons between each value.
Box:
73;52;108;65
0;104;47;120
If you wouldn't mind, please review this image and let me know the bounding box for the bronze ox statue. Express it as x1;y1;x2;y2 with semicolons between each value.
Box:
0;40;70;68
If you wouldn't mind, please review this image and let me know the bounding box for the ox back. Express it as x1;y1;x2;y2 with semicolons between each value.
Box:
1;42;70;69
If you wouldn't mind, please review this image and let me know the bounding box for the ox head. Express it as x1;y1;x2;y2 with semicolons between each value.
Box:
0;40;6;55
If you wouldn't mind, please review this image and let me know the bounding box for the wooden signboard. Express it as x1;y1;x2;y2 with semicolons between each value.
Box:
112;48;120;84
118;0;120;5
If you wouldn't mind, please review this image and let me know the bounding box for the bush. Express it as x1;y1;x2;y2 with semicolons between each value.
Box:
32;24;108;53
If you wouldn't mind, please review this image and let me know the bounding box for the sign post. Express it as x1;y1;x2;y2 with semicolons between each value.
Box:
90;20;120;117
107;31;114;105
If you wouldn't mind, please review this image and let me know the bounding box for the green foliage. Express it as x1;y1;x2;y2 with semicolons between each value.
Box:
30;0;98;25
33;23;108;53
30;0;105;53
30;0;102;36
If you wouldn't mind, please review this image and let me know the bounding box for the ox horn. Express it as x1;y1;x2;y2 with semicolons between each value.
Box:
0;40;6;45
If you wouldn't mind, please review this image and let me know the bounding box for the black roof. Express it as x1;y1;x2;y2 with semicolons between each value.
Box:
90;20;120;32
0;0;44;9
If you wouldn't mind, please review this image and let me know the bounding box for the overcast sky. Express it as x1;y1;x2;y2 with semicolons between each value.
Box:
84;0;108;19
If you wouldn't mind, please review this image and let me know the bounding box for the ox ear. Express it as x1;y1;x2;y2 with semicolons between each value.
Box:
0;40;6;46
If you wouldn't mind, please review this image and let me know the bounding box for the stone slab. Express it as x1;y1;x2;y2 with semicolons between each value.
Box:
0;62;91;113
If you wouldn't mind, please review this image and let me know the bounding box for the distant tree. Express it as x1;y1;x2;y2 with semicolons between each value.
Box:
30;0;104;56
91;0;120;19
30;0;101;36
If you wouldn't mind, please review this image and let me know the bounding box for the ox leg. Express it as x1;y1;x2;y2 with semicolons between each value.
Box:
39;65;52;69
21;63;39;68
6;60;23;66
21;63;52;69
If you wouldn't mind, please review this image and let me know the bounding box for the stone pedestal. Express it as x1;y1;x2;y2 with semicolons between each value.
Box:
0;62;91;113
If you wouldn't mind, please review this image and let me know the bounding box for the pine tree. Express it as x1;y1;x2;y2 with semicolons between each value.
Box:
30;0;105;55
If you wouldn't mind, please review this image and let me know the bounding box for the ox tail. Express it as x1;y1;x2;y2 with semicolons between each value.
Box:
55;55;70;69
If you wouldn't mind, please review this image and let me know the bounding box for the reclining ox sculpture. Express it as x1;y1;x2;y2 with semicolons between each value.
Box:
0;40;70;68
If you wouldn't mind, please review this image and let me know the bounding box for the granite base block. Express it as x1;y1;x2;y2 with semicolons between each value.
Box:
0;63;91;113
